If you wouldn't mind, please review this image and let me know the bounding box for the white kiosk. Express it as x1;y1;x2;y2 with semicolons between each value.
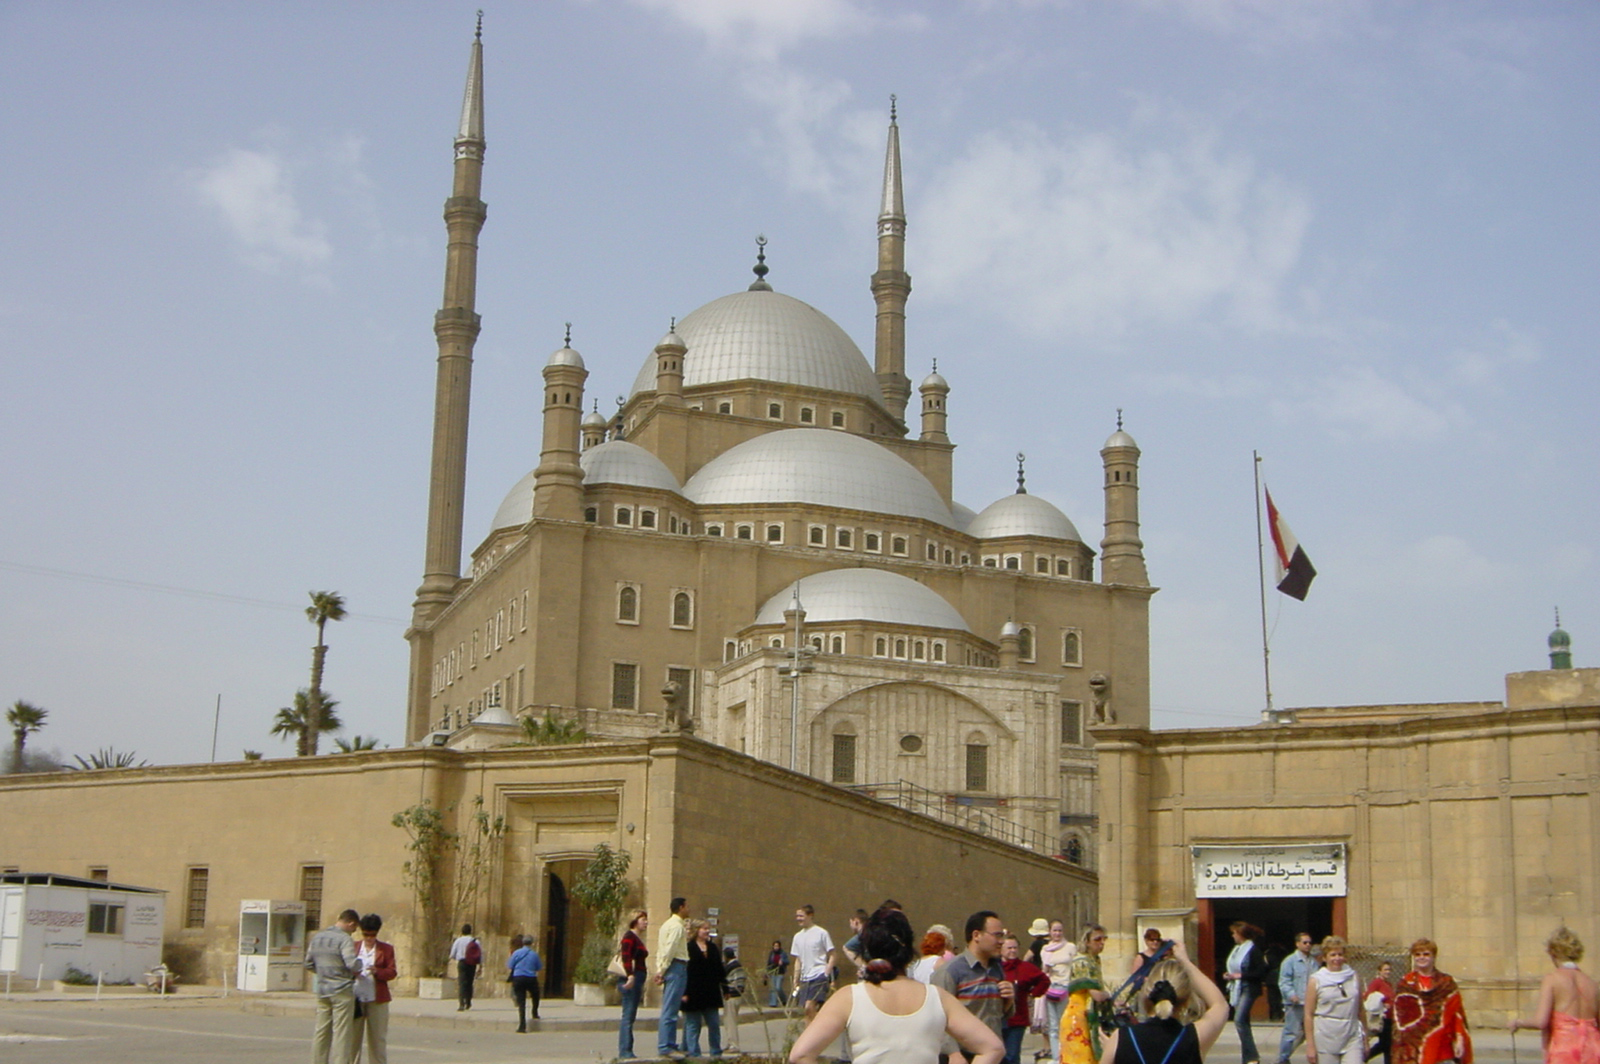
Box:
236;899;306;991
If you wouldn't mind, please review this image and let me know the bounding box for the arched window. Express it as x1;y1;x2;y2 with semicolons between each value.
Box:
830;635;844;654
617;585;638;623
1018;626;1035;662
672;591;693;629
1064;836;1085;866
894;638;907;658
1062;630;1081;666
874;636;888;657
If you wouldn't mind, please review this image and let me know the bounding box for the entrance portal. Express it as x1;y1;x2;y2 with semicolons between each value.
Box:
1202;896;1340;1020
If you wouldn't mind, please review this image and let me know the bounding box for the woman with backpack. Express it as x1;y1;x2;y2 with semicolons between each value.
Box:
1099;941;1229;1064
448;924;481;1011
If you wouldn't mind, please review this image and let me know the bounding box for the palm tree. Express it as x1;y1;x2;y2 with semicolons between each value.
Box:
271;690;343;757
7;700;48;773
518;714;589;746
70;748;149;770
333;734;381;752
305;591;347;755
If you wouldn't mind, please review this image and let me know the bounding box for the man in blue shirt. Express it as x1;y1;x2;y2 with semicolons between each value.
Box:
507;934;544;1033
1276;932;1319;1064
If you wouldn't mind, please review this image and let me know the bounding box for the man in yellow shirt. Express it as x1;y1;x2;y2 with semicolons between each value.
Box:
654;897;691;1058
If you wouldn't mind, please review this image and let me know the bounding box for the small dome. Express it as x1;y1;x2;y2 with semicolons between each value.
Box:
921;370;948;390
999;620;1020;638
473;704;518;727
1550;627;1572;650
754;569;970;632
548;345;585;369
581;409;608;428
630;289;883;402
1104;428;1138;449
581;440;682;493
489;469;537;532
684;429;954;526
950;502;978;533
967;493;1082;542
656;329;686;351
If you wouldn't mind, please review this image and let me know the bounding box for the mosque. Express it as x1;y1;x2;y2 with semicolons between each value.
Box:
403;28;1150;860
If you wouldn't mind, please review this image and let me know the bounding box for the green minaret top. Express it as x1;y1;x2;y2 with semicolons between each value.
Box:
1548;607;1572;670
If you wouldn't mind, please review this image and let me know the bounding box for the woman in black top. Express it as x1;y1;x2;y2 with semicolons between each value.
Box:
767;939;789;1006
1102;941;1229;1064
682;920;727;1057
1223;923;1269;1064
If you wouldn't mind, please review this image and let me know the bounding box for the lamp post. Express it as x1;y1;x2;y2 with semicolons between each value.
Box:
779;588;813;772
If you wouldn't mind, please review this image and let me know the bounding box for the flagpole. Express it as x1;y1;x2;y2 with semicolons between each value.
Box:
1253;451;1276;722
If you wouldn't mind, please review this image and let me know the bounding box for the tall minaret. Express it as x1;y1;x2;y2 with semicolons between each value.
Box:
413;17;487;627
872;96;912;425
1100;413;1149;586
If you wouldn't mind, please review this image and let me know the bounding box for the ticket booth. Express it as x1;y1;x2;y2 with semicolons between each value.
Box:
237;899;307;991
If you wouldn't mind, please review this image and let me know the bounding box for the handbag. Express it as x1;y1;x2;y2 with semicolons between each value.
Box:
607;951;628;978
1046;985;1069;1000
1030;992;1049;1032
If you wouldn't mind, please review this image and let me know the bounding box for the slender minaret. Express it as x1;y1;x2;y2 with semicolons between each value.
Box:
533;326;588;522
919;361;949;443
872;96;911;424
413;17;487;626
1100;412;1149;586
654;320;686;407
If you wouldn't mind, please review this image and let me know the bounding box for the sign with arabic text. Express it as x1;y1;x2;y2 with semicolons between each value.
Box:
1192;843;1346;897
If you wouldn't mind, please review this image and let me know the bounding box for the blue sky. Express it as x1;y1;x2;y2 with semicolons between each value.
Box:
3;1;1596;765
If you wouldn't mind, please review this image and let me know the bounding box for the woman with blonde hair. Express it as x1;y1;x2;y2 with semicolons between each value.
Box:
1100;940;1229;1064
1306;937;1365;1064
1509;927;1600;1064
1061;924;1110;1064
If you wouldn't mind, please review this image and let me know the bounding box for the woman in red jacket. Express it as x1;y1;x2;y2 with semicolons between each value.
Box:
1002;935;1052;1064
352;913;397;1064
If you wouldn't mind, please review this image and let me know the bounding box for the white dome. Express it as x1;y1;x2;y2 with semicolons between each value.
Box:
490;469;537;532
1104;428;1138;449
754;569;970;632
950;501;978;533
920;370;948;390
547;344;585;368
581;441;682;493
488;442;682;533
629;289;884;402
684;429;954;526
967;493;1082;542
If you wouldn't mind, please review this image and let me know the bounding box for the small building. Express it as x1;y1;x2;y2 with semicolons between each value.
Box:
0;872;166;984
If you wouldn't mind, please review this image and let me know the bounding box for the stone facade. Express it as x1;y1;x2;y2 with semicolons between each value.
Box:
0;737;1095;992
1094;666;1600;1025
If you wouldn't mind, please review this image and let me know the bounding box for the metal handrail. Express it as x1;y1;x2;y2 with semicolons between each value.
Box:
846;779;1060;855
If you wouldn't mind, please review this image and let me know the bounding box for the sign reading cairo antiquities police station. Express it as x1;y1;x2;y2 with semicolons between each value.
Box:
1191;843;1347;897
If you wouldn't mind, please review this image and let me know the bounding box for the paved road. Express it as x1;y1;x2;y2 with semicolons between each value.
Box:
0;994;1538;1064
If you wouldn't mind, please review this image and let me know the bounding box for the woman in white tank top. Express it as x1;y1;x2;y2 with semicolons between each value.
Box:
791;907;1003;1064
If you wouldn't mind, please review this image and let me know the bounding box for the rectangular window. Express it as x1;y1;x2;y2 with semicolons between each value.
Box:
88;866;109;883
615;507;633;526
768;402;783;419
965;744;989;792
88;902;125;936
808;525;826;546
300;865;325;931
1056;558;1071;577
1036;556;1051;573
864;532;881;553
766;523;784;543
521;591;529;631
831;410;845;428
611;663;638;710
1061;701;1083;745
836;528;853;549
927;542;938;561
832;734;857;784
185;867;209;929
800;407;815;424
639;509;657;529
891;536;908;556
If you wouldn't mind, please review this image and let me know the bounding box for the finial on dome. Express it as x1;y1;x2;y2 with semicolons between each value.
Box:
1016;452;1028;495
749;234;772;291
475;9;483;39
670;316;676;331
564;322;572;346
932;358;937;372
890;93;897;123
1556;606;1563;628
1117;408;1124;431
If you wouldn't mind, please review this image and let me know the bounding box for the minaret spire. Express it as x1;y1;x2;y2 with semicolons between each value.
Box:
872;95;912;425
410;18;489;739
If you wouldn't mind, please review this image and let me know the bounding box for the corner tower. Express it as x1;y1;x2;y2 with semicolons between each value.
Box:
872;98;912;425
1100;415;1148;586
413;18;487;625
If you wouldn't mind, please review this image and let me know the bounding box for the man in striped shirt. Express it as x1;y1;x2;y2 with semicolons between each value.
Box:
933;910;1016;1040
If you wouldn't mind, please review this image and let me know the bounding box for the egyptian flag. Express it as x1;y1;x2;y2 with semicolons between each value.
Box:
1265;488;1316;601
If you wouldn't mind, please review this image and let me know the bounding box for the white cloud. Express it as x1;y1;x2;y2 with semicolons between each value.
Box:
916;124;1311;337
1385;534;1505;593
1272;364;1461;441
1134;0;1375;45
630;0;878;60
1450;317;1539;388
193;147;332;274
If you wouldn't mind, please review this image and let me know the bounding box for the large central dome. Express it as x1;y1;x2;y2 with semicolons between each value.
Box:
684;429;954;526
630;288;884;403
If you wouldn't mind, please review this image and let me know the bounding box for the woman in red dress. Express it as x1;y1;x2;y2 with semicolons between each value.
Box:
1391;939;1470;1064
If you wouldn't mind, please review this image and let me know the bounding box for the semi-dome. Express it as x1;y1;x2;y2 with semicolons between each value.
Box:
580;441;682;493
967;492;1082;542
488;442;682;533
684;429;954;526
629;289;884;403
950;501;978;533
754;569;970;632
